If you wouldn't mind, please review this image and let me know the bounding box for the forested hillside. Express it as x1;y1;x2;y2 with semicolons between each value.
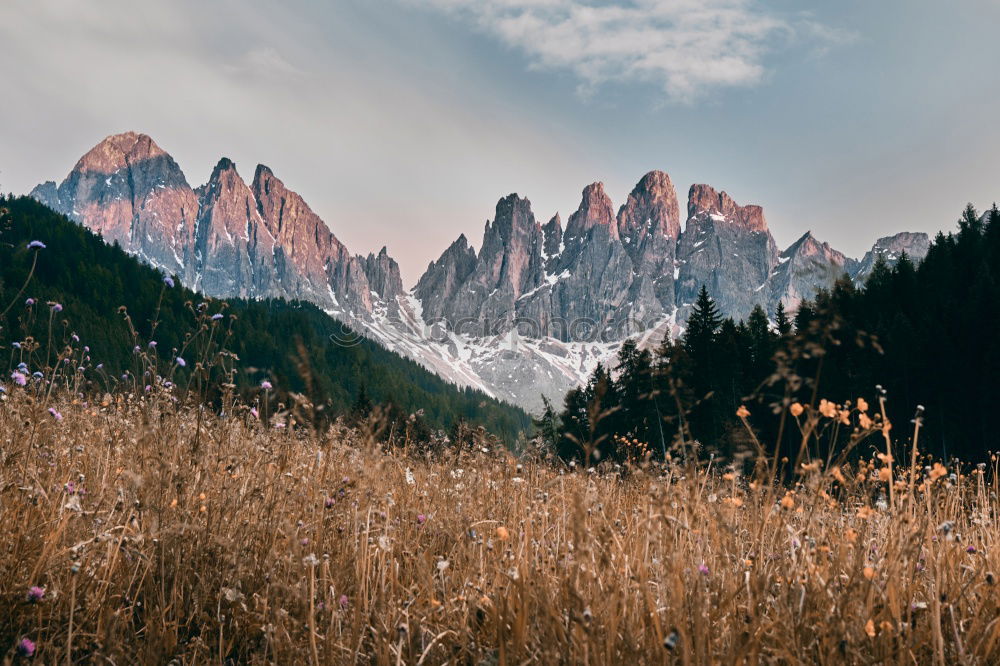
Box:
0;196;529;439
550;204;1000;464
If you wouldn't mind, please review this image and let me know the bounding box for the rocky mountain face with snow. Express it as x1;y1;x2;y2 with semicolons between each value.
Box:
31;132;402;320
32;132;929;412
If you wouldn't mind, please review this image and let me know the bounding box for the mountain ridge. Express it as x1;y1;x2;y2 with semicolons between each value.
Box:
30;132;932;411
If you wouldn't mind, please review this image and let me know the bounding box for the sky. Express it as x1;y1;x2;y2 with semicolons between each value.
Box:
1;0;999;285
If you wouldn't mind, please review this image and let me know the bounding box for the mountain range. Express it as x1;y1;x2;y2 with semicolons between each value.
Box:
30;132;930;411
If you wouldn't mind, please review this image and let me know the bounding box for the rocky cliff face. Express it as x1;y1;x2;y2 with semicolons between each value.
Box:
674;184;779;321
852;232;931;282
32;133;403;320
31;131;198;276
767;232;849;312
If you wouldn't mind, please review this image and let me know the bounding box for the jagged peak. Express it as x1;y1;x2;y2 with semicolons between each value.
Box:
545;213;562;228
74;131;170;175
567;182;617;239
687;183;767;233
618;169;681;241
633;170;675;195
213;157;237;173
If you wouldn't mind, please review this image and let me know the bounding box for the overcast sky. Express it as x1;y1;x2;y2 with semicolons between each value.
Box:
2;0;998;284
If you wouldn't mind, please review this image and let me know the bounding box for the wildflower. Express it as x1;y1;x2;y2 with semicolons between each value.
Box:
148;341;157;348
698;563;710;576
780;493;795;510
12;341;21;349
865;619;876;638
967;546;977;554
929;463;948;482
736;405;750;418
339;594;349;609
818;399;838;419
857;397;869;413
11;371;27;387
416;514;427;525
324;497;335;508
859;413;873;429
863;566;875;580
47;408;62;421
26;586;45;603
163;276;174;288
27;240;46;250
175;357;186;367
25;298;35;306
790;402;804;417
260;380;272;390
496;526;510;540
211;313;224;321
71;333;80;343
16;637;35;657
51;303;63;313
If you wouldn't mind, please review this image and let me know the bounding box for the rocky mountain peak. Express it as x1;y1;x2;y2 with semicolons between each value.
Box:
75;131;169;175
565;182;617;240
618;170;681;237
688;184;767;232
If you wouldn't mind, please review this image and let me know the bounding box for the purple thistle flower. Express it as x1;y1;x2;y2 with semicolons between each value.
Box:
250;407;259;419
417;514;427;525
47;408;62;421
51;303;63;313
697;563;710;576
163;276;175;288
12;341;21;349
175;357;186;367
339;594;349;610
71;334;79;343
25;298;35;306
148;341;157;348
27;586;45;603
27;240;46;250
16;637;35;657
32;371;43;379
324;496;335;508
211;313;224;321
11;371;27;387
260;380;272;390
968;546;977;554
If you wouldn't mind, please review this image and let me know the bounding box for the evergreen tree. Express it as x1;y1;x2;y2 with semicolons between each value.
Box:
775;301;792;337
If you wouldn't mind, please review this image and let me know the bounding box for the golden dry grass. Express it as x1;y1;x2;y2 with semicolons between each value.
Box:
2;392;999;665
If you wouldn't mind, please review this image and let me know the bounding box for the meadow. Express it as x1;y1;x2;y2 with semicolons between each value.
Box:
2;385;998;664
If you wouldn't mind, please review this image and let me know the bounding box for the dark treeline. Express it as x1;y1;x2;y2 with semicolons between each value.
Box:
544;203;1000;465
0;196;530;440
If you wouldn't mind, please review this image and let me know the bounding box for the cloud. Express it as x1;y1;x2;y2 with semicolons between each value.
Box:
412;0;844;102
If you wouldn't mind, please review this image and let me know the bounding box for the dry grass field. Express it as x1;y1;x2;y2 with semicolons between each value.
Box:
2;389;999;665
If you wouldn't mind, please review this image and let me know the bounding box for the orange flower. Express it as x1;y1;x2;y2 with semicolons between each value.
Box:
857;397;869;413
878;468;892;482
736;405;751;418
819;399;838;419
780;493;795;510
496;526;510;541
831;466;846;484
863;566;875;580
865;619;876;637
839;410;851;425
790;402;804;417
859;413;873;429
